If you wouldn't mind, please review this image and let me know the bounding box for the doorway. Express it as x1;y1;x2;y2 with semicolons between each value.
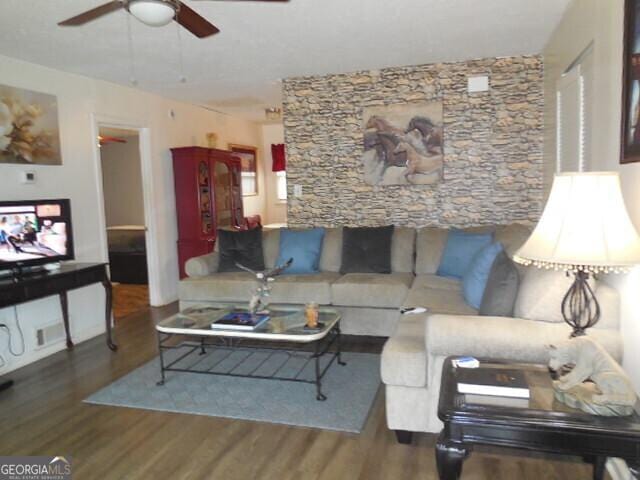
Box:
98;127;150;320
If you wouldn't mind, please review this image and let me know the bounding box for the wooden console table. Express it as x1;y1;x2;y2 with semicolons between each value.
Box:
0;263;117;351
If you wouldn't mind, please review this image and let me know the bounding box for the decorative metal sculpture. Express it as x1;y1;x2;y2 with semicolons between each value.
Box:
235;258;293;314
548;337;636;416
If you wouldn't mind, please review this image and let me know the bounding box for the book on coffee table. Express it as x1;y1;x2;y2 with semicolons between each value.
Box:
210;312;270;331
464;394;530;408
457;367;530;399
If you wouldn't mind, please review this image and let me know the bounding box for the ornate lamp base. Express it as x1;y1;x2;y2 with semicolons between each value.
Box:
561;270;600;337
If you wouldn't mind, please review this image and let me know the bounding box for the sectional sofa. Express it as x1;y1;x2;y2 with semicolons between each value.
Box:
179;225;623;440
181;224;529;335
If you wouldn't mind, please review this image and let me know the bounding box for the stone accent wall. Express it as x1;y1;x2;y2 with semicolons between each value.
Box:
282;55;544;228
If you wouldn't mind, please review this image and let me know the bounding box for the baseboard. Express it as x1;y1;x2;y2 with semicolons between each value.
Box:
0;323;106;374
607;458;634;480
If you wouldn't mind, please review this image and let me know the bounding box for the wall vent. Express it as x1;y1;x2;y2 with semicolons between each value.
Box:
35;323;65;348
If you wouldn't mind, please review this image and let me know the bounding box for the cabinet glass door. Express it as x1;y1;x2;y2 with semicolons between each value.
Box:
214;160;233;228
197;160;213;235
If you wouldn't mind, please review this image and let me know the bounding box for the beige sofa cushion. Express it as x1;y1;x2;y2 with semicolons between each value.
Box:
514;268;593;324
270;272;340;304
404;275;477;315
426;314;623;364
319;227;342;272
179;271;340;305
336;306;401;336
381;316;428;388
331;273;413;308
391;227;416;273
514;268;619;329
415;227;448;274
412;274;461;291
179;272;257;303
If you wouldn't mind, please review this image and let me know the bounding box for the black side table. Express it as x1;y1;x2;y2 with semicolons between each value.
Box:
437;357;640;480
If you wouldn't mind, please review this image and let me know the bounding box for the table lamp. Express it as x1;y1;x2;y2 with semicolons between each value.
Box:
514;172;640;337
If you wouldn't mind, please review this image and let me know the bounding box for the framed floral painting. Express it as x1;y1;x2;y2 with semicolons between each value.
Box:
0;84;62;165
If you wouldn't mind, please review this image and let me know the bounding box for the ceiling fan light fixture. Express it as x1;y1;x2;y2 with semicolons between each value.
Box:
128;0;177;27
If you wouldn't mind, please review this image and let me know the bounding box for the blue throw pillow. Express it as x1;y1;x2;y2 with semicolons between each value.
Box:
276;228;325;274
437;229;494;279
463;242;504;309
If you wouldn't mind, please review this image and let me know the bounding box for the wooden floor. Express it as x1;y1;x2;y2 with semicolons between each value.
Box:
112;284;149;320
0;304;604;480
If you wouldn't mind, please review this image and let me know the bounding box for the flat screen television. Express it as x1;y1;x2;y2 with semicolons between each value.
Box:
0;199;74;272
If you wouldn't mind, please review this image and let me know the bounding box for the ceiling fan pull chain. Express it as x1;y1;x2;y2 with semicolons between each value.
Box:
126;11;138;86
176;21;187;83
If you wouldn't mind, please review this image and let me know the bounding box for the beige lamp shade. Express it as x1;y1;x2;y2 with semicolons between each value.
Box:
514;172;640;272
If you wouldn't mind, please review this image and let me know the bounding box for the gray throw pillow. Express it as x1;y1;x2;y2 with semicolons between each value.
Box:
479;251;520;317
217;227;265;273
340;225;394;274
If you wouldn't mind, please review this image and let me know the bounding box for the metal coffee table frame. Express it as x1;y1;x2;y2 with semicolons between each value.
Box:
155;320;346;401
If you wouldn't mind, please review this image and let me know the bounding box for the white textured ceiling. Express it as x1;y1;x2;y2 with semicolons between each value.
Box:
0;0;570;122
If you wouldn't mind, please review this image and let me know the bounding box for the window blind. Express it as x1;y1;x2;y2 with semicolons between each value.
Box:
556;46;593;173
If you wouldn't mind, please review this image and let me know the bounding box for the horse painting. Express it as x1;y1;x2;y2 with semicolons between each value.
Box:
361;101;444;186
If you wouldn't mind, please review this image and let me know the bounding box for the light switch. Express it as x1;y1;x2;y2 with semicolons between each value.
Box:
21;171;36;184
293;184;303;197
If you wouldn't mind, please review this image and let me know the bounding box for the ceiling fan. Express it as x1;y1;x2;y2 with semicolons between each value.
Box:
58;0;288;39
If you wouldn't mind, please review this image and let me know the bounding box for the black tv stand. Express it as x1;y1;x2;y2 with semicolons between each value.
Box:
5;263;52;281
0;262;116;351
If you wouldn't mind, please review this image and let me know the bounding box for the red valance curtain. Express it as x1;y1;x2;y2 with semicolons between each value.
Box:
271;144;286;172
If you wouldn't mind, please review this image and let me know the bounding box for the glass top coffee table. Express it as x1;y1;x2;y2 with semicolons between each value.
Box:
155;304;345;400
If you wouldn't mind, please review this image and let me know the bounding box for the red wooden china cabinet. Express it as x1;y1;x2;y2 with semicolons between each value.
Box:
171;147;244;278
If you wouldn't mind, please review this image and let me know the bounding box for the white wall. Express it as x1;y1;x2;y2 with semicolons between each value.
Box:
260;123;287;225
543;0;640;396
100;135;145;227
0;54;263;373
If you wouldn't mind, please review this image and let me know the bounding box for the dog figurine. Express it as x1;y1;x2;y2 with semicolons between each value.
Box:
548;337;636;416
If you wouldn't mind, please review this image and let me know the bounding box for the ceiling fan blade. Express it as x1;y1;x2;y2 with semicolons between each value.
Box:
99;135;127;145
176;2;220;38
58;1;124;26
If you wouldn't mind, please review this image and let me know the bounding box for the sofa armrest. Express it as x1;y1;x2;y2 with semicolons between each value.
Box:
381;315;429;388
185;252;220;277
425;314;623;364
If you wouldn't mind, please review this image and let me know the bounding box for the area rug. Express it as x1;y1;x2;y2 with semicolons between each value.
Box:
84;346;381;433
